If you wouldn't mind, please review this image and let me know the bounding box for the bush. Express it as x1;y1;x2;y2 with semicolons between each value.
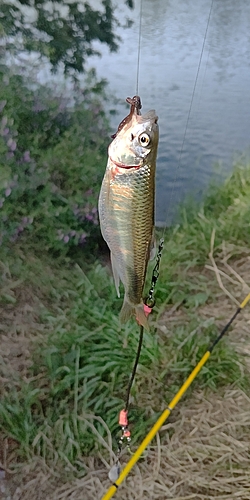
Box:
0;69;110;253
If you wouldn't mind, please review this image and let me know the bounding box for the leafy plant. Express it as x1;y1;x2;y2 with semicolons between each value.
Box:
0;69;110;253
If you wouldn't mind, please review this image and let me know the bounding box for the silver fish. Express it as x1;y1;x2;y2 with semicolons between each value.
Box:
98;96;159;329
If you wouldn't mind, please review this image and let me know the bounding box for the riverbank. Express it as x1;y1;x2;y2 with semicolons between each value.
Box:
1;162;250;499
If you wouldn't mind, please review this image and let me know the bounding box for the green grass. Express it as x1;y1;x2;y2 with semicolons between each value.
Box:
1;161;250;473
155;162;250;307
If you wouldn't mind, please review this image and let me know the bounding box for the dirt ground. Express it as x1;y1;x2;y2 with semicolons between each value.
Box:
1;389;250;500
1;251;250;499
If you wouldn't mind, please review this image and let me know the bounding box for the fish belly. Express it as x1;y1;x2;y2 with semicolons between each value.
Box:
98;161;155;317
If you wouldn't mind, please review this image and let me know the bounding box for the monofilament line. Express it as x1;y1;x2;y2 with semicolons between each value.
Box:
136;0;143;96
125;325;144;411
124;0;144;413
179;0;214;161
163;0;214;235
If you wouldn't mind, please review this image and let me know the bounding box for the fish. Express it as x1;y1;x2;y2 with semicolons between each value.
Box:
98;96;159;330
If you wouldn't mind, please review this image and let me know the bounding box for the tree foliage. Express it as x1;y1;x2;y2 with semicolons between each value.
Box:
0;0;134;74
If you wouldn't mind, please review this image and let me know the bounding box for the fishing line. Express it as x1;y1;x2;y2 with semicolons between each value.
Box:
116;0;144;417
124;325;144;412
162;0;214;235
108;0;214;487
110;0;215;472
108;0;145;479
197;36;211;110
135;0;143;96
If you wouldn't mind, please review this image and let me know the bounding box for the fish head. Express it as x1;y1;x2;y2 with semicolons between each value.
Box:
109;106;159;169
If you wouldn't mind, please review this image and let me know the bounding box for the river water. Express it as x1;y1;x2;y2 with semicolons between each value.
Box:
87;0;250;225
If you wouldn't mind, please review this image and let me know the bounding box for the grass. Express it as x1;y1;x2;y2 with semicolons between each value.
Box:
154;162;250;308
1;161;250;496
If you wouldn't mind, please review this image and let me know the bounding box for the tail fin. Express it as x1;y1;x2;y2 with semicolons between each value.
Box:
135;303;149;331
120;297;149;331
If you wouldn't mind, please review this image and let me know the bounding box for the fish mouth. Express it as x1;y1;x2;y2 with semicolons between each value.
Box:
110;158;141;170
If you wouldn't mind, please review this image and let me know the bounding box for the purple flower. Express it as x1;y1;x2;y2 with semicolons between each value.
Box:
79;233;87;243
63;235;70;243
7;138;17;152
23;151;31;162
1;116;7;127
0;100;7;112
86;214;93;221
5;188;11;197
2;127;9;136
10;140;17;152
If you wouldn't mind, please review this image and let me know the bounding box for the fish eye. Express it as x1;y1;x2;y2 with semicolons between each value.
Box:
138;133;150;147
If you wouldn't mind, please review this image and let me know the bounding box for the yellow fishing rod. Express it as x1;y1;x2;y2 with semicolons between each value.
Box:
102;292;250;500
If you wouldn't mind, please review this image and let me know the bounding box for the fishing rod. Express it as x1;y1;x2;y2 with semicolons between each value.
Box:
102;292;250;500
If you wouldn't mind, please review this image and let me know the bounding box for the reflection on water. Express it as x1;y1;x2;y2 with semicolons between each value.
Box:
87;0;250;224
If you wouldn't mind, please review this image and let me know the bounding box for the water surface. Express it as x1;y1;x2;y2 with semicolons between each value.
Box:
88;0;250;224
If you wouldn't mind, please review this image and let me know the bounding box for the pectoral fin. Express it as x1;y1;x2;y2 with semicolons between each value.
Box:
110;252;120;298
